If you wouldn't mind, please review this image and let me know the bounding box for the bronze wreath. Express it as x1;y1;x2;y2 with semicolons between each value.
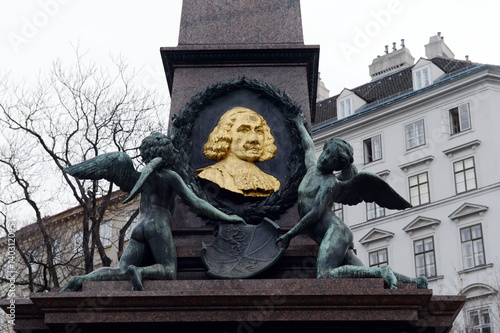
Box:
171;77;306;223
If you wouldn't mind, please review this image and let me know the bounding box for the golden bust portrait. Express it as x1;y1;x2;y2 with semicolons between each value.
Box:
197;107;280;197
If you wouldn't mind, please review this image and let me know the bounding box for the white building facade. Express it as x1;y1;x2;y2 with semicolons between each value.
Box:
313;34;500;332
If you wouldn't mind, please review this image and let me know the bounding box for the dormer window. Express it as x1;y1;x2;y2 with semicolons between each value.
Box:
414;66;431;90
337;97;353;119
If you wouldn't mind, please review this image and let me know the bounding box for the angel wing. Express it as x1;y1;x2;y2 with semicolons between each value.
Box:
123;157;163;203
64;152;140;193
335;172;411;210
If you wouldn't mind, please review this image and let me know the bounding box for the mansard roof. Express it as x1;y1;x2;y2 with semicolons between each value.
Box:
313;57;485;126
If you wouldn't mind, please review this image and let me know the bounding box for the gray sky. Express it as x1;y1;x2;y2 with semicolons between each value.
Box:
1;0;500;103
1;0;499;224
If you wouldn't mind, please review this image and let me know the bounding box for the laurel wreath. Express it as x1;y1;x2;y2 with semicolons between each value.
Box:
171;77;305;223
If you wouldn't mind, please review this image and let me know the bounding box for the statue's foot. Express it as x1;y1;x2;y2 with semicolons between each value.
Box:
165;265;177;280
60;276;84;292
126;265;144;291
415;276;428;289
380;266;398;289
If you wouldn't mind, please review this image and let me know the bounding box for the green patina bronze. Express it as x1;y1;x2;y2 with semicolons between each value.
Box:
60;132;244;292
60;98;427;290
277;115;427;289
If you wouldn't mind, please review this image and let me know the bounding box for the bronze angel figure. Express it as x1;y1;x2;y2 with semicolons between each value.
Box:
61;132;244;291
277;116;427;289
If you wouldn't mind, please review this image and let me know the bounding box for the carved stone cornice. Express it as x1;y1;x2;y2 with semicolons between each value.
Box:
161;45;320;115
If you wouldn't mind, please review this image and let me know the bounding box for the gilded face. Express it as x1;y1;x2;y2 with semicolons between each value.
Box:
228;113;265;162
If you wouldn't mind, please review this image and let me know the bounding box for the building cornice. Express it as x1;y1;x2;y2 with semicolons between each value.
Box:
403;216;441;233
442;139;481;157
160;45;320;117
398;155;434;173
313;65;500;139
359;228;394;246
448;202;489;221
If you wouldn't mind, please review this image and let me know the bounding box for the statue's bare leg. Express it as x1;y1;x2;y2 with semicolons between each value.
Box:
126;218;177;291
342;249;364;266
60;267;128;292
327;265;398;289
316;218;353;278
60;276;85;292
147;217;177;277
337;248;426;289
60;238;146;292
126;263;176;291
393;272;428;289
380;266;398;289
126;265;144;291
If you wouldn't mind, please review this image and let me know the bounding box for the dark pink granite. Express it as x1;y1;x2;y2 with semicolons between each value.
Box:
166;61;313;120
161;0;319;280
178;0;304;45
2;279;464;333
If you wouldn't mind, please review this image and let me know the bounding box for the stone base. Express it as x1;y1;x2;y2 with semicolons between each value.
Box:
2;278;464;333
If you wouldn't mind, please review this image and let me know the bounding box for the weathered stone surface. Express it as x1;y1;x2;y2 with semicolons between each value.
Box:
1;279;465;333
161;2;319;276
178;0;304;45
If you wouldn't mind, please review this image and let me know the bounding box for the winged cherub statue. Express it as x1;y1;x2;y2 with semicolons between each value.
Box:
61;132;244;291
277;116;427;289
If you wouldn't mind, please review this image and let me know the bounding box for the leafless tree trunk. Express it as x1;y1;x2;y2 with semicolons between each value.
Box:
0;51;168;288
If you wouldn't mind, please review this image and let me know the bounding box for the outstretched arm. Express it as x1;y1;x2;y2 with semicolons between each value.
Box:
163;169;245;224
295;114;317;170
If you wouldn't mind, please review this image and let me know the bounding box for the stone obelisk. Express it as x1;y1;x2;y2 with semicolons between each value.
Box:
161;0;320;279
161;0;319;121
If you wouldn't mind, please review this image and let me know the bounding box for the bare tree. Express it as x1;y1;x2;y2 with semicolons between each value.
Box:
0;51;168;288
0;211;85;293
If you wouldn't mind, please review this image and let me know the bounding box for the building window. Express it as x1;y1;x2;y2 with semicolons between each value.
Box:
369;248;388;267
100;220;112;248
405;119;425;150
331;202;343;221
414;67;431;90
454;157;477;193
366;202;385;220
460;224;486;269
414;236;437;278
363;135;382;164
338;97;353;119
450;103;471;135
468;308;492;333
408;172;430;206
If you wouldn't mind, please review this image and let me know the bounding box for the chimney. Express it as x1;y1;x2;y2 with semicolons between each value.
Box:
369;42;415;79
316;73;330;102
425;32;455;59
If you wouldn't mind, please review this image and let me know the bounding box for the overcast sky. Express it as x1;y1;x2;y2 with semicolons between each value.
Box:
1;0;500;104
1;0;499;225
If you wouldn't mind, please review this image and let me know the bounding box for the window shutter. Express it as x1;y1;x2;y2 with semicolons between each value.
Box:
458;103;471;131
373;135;382;160
440;109;450;135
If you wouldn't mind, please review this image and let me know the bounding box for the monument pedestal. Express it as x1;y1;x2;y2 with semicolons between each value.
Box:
3;279;464;333
0;2;466;333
